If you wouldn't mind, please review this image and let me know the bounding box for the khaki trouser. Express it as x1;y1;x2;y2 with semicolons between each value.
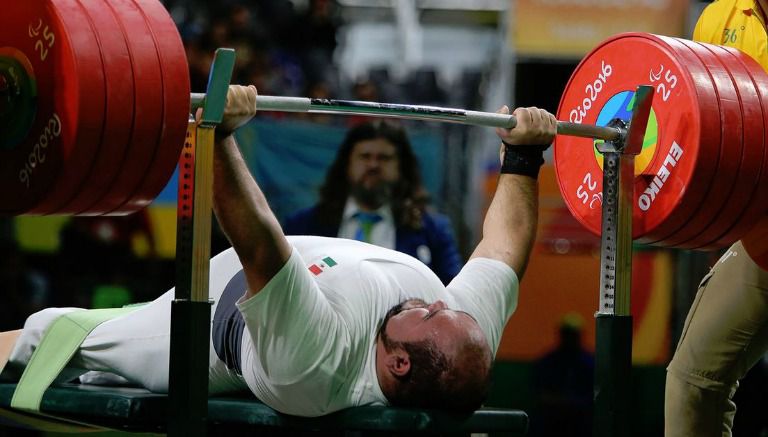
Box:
665;242;768;437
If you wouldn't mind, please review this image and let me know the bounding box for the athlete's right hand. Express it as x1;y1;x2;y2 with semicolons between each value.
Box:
218;85;258;136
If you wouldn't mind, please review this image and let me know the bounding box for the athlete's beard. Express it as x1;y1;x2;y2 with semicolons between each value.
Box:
350;179;394;210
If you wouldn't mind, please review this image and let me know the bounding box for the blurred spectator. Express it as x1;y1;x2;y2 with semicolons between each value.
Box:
283;120;462;284
353;78;380;102
185;17;226;92
403;68;446;105
364;67;408;104
226;5;261;75
295;80;338;125
0;240;50;331
56;213;155;307
0;218;12;241
242;52;282;97
531;313;594;437
290;0;341;84
293;0;340;54
180;1;342;98
346;79;381;126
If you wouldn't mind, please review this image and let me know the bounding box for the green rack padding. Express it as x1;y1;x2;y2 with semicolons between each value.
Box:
0;383;528;435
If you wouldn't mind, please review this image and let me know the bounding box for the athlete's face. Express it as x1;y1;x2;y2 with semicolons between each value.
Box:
378;298;482;356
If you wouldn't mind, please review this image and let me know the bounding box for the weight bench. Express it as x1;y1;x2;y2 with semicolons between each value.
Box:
0;382;528;435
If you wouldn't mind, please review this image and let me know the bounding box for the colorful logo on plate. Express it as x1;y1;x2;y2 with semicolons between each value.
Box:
594;91;658;174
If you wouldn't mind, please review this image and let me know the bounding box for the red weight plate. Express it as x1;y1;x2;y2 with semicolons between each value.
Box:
554;33;721;241
0;0;104;215
55;0;135;214
742;217;768;271
632;33;722;243
109;0;189;214
80;0;164;216
651;37;743;247
682;43;765;249
697;45;768;249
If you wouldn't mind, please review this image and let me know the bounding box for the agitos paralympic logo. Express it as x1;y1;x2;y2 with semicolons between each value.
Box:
592;90;658;176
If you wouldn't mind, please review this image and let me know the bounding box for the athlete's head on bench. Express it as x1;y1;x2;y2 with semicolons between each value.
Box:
376;297;491;412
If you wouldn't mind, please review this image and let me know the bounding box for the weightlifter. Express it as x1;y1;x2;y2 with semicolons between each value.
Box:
0;85;557;417
665;1;768;436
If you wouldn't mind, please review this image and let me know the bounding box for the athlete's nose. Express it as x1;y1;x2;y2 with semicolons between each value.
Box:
427;300;448;312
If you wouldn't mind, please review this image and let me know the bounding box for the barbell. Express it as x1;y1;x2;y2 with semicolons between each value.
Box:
0;0;765;267
189;94;625;142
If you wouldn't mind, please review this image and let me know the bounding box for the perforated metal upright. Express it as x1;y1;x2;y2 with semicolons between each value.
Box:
168;48;235;437
593;86;653;437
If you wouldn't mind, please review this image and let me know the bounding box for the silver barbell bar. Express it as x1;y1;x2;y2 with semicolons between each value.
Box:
190;93;624;142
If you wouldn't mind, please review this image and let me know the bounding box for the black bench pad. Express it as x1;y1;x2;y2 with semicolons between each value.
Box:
0;383;528;435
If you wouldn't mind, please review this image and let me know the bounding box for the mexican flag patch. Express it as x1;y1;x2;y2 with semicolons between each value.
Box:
308;256;337;276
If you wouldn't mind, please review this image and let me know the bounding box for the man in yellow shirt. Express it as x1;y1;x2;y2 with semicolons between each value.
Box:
693;0;768;66
665;1;768;436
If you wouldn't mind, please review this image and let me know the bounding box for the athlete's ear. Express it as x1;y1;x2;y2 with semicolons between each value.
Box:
386;349;411;377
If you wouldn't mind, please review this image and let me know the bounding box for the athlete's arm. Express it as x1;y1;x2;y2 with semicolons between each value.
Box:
469;106;556;279
213;85;292;299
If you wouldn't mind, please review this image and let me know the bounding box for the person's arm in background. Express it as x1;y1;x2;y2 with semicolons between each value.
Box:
212;85;292;299
469;106;557;279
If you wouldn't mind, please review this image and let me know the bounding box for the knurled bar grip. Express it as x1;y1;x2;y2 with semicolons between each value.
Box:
189;93;624;141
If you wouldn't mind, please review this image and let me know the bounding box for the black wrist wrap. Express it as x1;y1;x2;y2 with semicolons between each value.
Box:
500;141;547;179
